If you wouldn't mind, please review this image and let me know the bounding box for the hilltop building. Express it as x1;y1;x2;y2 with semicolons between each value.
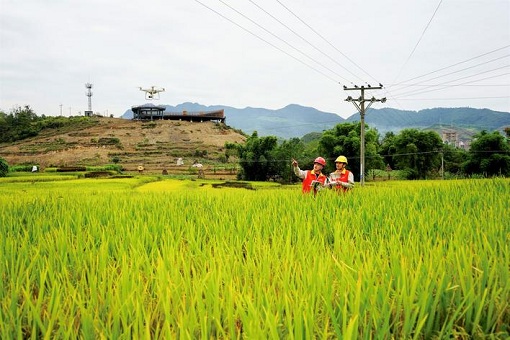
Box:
131;103;225;123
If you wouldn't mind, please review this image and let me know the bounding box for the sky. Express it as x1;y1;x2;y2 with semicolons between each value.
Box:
1;0;509;119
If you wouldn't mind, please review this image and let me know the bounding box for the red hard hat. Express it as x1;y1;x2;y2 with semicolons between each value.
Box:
314;157;326;166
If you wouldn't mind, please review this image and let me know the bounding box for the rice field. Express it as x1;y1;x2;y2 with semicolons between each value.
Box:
0;176;509;338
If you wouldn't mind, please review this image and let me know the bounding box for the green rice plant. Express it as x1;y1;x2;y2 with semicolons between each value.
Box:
0;174;79;183
0;177;508;338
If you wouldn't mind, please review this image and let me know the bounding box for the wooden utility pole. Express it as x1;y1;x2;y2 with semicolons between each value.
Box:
344;84;386;186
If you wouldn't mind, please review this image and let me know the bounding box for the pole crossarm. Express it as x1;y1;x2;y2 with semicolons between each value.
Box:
342;84;387;186
343;84;384;91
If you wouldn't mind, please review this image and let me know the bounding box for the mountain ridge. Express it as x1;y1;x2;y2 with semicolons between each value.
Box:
122;103;510;139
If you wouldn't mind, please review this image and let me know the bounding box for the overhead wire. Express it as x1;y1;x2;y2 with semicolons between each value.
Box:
193;0;339;83
249;0;366;84
395;96;509;101
383;0;444;111
227;149;509;165
389;54;510;94
391;0;444;84
390;62;510;101
391;44;510;87
385;46;510;109
269;0;427;129
268;0;393;120
394;84;509;87
196;0;379;89
194;1;507;133
216;0;353;84
194;0;385;126
392;67;510;99
275;0;379;85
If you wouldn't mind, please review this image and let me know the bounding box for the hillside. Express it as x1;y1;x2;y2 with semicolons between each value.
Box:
0;117;246;176
123;103;510;139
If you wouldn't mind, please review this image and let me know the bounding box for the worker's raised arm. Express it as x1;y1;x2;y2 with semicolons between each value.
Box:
292;159;306;179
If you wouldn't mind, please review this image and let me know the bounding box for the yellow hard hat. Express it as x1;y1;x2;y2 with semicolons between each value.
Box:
335;156;348;164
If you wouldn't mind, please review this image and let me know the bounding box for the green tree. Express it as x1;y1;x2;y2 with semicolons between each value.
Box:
0;105;40;142
295;132;322;171
379;131;396;169
442;143;468;176
463;130;510;176
231;132;279;181
224;142;238;163
273;137;305;182
0;157;8;177
318;122;383;180
0;111;8;142
391;129;443;179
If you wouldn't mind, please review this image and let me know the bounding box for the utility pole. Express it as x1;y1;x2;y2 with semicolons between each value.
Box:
441;150;444;180
344;84;386;186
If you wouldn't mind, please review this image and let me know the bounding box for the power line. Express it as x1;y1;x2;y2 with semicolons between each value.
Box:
392;44;510;87
392;66;510;99
393;72;510;99
391;72;510;99
216;0;352;83
196;0;384;90
389;54;510;91
383;46;510;108
247;0;364;84
392;84;509;87
193;0;338;83
195;1;507;123
275;0;379;85
392;0;444;84
395;96;509;101
226;149;510;165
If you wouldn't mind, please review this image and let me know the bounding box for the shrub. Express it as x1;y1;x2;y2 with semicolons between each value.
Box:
84;171;116;178
0;158;8;177
97;137;121;146
9;165;35;172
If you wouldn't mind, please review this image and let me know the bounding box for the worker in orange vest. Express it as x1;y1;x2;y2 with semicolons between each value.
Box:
292;157;328;194
328;155;354;192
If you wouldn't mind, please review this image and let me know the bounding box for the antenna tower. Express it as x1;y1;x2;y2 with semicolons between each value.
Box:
85;83;93;116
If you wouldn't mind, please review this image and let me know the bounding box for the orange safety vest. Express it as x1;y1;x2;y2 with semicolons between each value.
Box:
331;169;351;192
302;170;327;193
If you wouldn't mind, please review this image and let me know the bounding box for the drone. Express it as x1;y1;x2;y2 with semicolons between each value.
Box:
139;86;165;100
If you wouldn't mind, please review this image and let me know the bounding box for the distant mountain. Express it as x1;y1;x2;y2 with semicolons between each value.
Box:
122;104;510;139
122;103;344;139
345;107;510;135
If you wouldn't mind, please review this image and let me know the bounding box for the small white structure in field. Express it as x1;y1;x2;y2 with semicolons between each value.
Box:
191;163;203;168
176;158;184;166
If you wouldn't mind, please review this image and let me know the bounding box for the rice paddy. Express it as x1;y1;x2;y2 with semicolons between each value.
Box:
0;176;508;338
